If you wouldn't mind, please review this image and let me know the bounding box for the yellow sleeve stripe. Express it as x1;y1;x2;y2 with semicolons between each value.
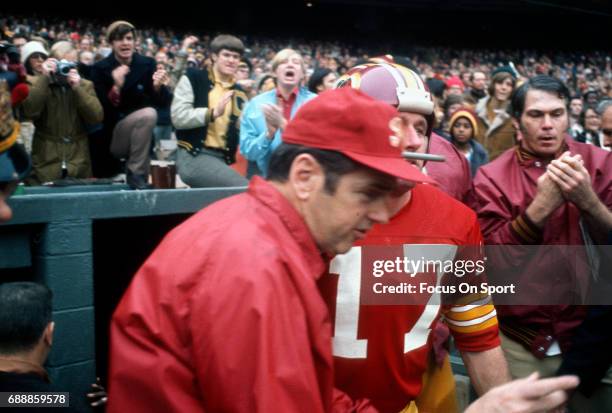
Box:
516;215;538;240
447;316;498;334
511;219;532;242
510;214;541;244
445;308;497;327
446;304;496;322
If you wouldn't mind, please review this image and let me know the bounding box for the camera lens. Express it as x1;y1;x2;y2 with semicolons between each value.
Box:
57;61;76;76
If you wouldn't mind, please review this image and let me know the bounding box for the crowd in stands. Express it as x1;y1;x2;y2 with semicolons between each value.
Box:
2;15;610;93
1;14;610;189
2;17;610;96
1;12;612;413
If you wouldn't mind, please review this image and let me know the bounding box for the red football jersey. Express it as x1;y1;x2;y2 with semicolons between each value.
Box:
319;184;500;413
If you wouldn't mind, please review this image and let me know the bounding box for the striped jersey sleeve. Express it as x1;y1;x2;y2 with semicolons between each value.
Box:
443;294;500;352
442;219;501;352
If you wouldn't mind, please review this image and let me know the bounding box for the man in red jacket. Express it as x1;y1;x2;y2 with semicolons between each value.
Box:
107;88;432;413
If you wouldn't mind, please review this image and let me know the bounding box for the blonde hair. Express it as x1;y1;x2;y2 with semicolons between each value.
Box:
271;48;305;73
50;41;75;60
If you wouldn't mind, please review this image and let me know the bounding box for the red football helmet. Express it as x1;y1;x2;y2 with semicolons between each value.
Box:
336;58;435;137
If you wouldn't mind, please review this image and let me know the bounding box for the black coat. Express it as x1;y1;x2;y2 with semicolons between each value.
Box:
91;52;171;128
89;53;172;177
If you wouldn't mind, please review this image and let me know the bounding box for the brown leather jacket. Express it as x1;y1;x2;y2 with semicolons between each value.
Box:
474;96;516;161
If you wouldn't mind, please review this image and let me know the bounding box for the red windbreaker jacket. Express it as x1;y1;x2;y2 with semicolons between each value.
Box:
107;177;375;413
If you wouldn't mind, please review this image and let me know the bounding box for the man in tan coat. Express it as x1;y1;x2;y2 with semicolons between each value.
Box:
22;41;103;185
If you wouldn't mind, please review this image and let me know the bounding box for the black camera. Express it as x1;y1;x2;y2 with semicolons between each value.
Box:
56;59;77;77
51;59;77;85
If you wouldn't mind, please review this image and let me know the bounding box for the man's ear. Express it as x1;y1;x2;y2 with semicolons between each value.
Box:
288;154;324;201
211;53;218;64
512;118;525;142
43;322;55;347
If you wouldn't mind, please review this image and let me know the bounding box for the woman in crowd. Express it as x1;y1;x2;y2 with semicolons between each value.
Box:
474;66;516;160
447;107;488;177
575;105;604;148
15;41;50;154
21;41;48;77
21;41;103;184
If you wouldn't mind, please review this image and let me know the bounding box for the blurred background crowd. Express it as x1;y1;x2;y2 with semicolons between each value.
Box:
1;11;610;189
2;14;610;98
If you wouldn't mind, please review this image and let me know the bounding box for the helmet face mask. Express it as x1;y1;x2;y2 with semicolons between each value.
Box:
396;85;433;114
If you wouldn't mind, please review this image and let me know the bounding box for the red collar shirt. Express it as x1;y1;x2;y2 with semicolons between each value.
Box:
276;87;298;121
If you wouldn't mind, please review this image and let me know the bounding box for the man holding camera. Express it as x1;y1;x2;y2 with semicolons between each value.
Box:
21;40;103;185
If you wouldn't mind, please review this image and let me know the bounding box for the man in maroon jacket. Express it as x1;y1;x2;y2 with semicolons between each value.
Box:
471;75;612;408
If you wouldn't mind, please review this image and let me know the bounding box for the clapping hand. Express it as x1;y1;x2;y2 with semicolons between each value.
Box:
152;68;169;91
212;91;234;121
262;103;287;139
547;151;598;212
112;65;130;90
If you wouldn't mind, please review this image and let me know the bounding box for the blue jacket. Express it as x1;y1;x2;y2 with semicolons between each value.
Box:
466;139;489;177
441;132;489;177
240;87;316;174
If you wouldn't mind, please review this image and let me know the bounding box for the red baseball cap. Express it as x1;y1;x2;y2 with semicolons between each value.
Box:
282;88;433;184
445;76;465;91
